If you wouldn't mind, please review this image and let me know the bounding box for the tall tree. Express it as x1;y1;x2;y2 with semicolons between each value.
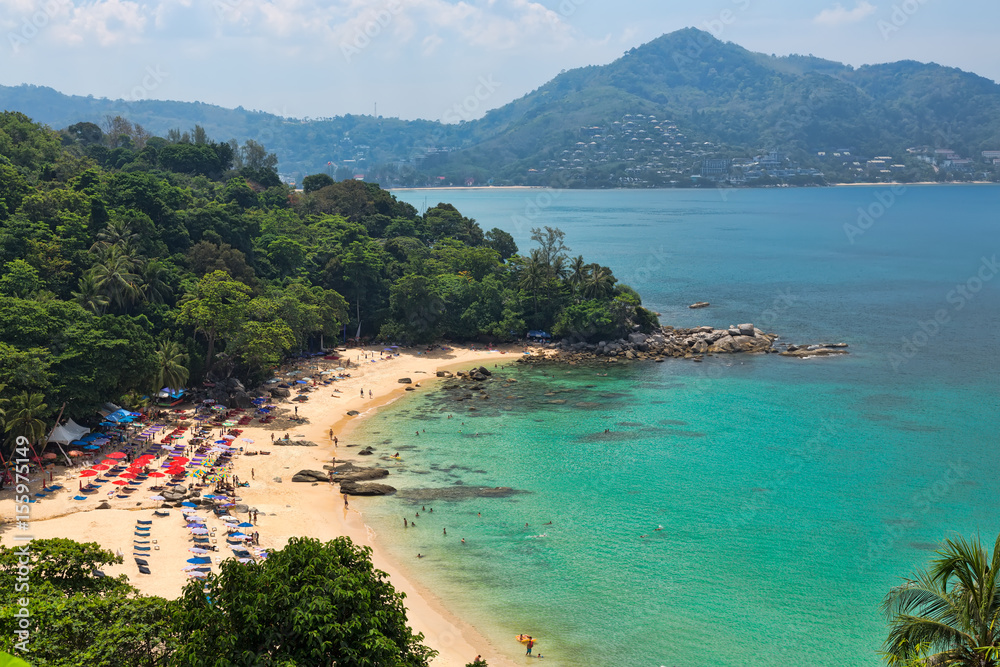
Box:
172;536;436;666
5;391;47;447
883;533;1000;666
153;339;189;392
177;271;251;371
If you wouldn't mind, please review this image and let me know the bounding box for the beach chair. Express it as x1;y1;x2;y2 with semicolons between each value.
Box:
134;531;150;537
133;540;150;544
153;510;170;517
138;565;152;575
136;520;152;525
133;546;151;551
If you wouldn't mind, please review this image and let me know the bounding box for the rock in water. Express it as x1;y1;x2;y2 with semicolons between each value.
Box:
689;302;710;309
340;482;396;496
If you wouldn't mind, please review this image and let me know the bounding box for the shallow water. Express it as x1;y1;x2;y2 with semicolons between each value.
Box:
352;186;1000;666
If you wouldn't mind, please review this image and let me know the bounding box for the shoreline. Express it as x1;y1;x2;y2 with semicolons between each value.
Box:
0;345;531;667
389;181;998;192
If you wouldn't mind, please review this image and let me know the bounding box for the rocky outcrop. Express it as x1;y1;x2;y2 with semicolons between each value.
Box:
398;378;412;384
291;469;328;483
273;439;318;447
269;387;291;398
436;370;454;378
340;482;396;496
689;302;710;309
397;486;529;501
780;344;850;358
207;375;253;408
521;323;848;364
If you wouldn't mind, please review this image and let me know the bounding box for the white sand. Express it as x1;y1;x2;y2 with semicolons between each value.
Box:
0;344;543;666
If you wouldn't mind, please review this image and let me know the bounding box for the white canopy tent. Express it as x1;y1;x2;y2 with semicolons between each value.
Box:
47;420;89;445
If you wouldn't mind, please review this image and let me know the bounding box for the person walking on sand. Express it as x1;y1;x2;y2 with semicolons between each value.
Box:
251;468;254;480
334;436;338;447
344;495;349;508
360;388;364;397
369;389;372;398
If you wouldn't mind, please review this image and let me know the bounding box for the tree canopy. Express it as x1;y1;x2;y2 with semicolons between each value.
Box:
0;113;655;452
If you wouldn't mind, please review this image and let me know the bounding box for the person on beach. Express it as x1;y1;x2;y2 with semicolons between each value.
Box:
369;389;372;398
344;495;349;508
251;468;254;480
443;527;447;536
525;637;534;656
334;436;338;447
417;553;424;558
404;518;408;528
360;388;364;397
461;538;465;544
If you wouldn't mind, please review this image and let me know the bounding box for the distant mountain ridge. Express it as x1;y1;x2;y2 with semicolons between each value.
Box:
3;28;999;186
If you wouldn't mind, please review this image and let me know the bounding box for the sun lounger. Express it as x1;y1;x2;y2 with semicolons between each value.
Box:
138;565;152;575
136;520;152;525
133;546;151;551
134;531;150;537
153;510;170;517
134;559;148;566
134;540;150;544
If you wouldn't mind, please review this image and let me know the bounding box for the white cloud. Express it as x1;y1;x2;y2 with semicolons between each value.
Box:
814;1;877;27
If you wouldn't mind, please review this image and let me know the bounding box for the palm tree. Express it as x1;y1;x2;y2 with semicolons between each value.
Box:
71;273;109;314
91;218;140;255
519;251;546;315
582;263;615;300
568;255;587;291
91;248;143;313
882;533;1000;666
141;259;173;304
153;340;190;393
550;255;569;281
5;392;48;448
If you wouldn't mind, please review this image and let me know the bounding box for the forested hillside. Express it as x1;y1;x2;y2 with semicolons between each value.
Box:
4;28;1000;187
0;111;655;431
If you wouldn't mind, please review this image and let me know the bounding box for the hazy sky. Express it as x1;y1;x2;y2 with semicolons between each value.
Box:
1;0;997;121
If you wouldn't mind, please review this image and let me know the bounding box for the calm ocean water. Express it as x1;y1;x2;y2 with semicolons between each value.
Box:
349;186;1000;666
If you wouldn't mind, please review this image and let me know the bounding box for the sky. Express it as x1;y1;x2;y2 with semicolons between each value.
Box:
0;0;997;122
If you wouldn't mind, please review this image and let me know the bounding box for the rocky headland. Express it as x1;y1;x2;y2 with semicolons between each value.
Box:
521;324;849;364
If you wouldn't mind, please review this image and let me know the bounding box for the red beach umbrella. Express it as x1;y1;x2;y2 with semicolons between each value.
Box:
147;472;165;478
79;470;98;477
91;465;109;471
100;459;118;465
112;480;129;486
107;452;126;459
119;472;137;479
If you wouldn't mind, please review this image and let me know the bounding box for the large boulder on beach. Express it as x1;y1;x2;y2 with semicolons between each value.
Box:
628;332;647;345
436;371;454;378
291;470;328;483
477;366;492;377
398;378;412;384
270;388;291;398
340;482;396;496
274;439;318;447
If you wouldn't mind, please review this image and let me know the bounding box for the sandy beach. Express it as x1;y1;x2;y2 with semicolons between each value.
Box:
1;344;538;666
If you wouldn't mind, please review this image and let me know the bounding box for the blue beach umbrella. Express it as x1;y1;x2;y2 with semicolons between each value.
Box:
186;557;212;564
229;532;248;539
237;522;253;528
181;501;197;507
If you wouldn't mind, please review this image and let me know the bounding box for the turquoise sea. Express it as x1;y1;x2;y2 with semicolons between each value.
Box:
352;186;1000;666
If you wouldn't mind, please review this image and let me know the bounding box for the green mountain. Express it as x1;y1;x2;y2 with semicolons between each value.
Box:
3;28;999;186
